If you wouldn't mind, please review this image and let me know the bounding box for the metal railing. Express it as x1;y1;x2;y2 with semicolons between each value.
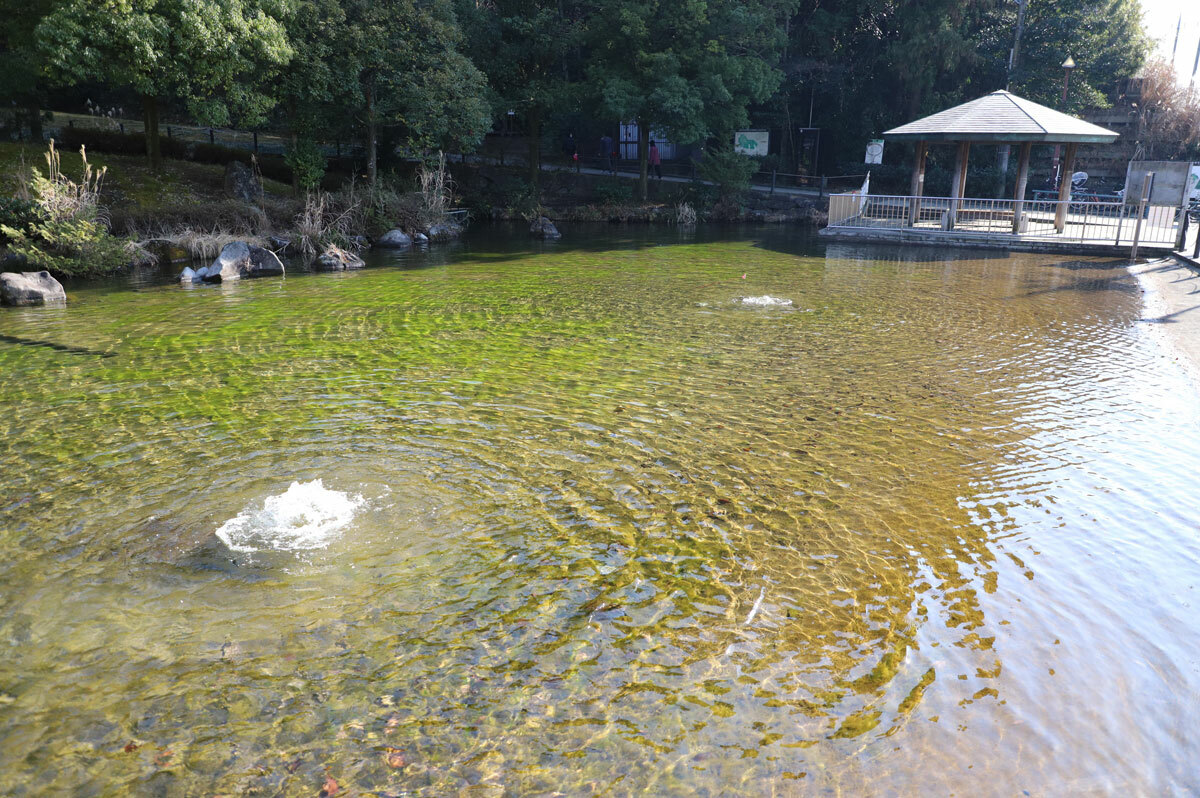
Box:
530;153;864;196
828;192;1182;247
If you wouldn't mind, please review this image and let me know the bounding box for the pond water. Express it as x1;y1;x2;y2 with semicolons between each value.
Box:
1;225;1198;795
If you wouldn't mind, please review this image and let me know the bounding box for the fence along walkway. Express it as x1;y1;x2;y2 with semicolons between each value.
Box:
827;193;1183;249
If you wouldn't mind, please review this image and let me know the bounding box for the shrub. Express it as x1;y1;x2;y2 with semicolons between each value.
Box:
285;138;327;192
674;201;697;225
295;184;366;259
1;141;134;276
592;178;632;205
479;174;538;217
416;152;454;228
0;197;42;244
698;149;757;199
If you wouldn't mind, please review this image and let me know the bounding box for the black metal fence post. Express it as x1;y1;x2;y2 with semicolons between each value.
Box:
209;128;214;145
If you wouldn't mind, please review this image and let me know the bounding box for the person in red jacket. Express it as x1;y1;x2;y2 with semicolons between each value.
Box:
648;140;662;180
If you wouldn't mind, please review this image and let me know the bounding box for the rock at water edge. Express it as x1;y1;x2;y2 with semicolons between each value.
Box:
204;241;251;282
202;242;285;282
530;216;561;239
315;245;365;272
376;229;413;249
268;236;295;255
248;246;284;276
1;271;66;306
179;266;197;283
426;221;463;241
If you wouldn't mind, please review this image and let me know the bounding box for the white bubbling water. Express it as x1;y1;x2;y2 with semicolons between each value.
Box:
739;295;793;307
215;479;364;553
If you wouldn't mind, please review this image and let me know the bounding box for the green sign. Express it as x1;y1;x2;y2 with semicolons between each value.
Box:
734;130;768;155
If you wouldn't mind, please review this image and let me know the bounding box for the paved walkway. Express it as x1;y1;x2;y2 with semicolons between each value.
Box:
451;153;829;199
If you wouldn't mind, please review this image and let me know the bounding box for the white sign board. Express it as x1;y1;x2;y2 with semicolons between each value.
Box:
1189;163;1200;201
734;130;768;156
865;139;884;164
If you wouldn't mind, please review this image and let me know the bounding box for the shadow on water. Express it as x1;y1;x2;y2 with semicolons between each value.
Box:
0;333;116;358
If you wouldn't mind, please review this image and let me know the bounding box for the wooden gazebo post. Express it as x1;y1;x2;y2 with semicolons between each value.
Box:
907;141;927;226
946;142;970;229
1054;142;1078;233
1011;142;1032;233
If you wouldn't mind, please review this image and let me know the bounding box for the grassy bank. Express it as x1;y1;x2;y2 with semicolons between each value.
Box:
0;142;450;278
0;140;298;236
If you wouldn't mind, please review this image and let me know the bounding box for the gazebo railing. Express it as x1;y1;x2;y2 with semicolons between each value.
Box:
828;193;1181;247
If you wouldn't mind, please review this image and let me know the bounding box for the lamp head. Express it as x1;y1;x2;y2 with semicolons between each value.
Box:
1062;56;1076;70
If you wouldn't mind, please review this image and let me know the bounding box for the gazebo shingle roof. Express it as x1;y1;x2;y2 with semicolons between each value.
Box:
883;90;1119;144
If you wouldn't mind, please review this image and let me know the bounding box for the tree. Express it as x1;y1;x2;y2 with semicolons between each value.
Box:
588;0;790;200
988;0;1149;113
1131;58;1200;161
37;0;294;170
340;0;490;184
275;0;350;191
460;0;584;191
0;0;57;141
769;0;996;170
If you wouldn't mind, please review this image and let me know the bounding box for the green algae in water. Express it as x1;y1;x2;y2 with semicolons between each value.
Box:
2;225;1200;794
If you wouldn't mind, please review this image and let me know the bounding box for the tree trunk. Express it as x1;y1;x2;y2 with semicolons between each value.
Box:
142;95;161;171
290;129;299;195
527;107;541;191
27;103;42;141
638;122;649;201
365;82;377;185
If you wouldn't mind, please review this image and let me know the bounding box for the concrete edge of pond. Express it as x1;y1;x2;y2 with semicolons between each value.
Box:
1130;256;1200;387
818;226;1177;259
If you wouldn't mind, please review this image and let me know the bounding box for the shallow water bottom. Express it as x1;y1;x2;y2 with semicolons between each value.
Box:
1;225;1198;795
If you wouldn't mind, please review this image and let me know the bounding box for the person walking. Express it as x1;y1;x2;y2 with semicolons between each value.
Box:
563;132;578;171
648;140;662;180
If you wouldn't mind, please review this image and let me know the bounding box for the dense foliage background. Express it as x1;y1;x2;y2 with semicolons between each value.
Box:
0;0;1165;191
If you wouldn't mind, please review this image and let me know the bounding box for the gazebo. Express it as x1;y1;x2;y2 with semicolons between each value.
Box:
883;90;1119;232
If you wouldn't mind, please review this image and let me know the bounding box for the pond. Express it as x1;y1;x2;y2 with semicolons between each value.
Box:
1;225;1198;795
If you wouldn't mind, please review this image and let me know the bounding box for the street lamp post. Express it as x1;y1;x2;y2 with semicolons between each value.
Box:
1051;56;1076;188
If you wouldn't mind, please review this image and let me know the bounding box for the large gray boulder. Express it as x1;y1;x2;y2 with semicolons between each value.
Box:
1;270;66;306
530;216;561;239
314;245;365;271
224;161;261;202
426;221;463;241
375;229;412;248
197;242;285;283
